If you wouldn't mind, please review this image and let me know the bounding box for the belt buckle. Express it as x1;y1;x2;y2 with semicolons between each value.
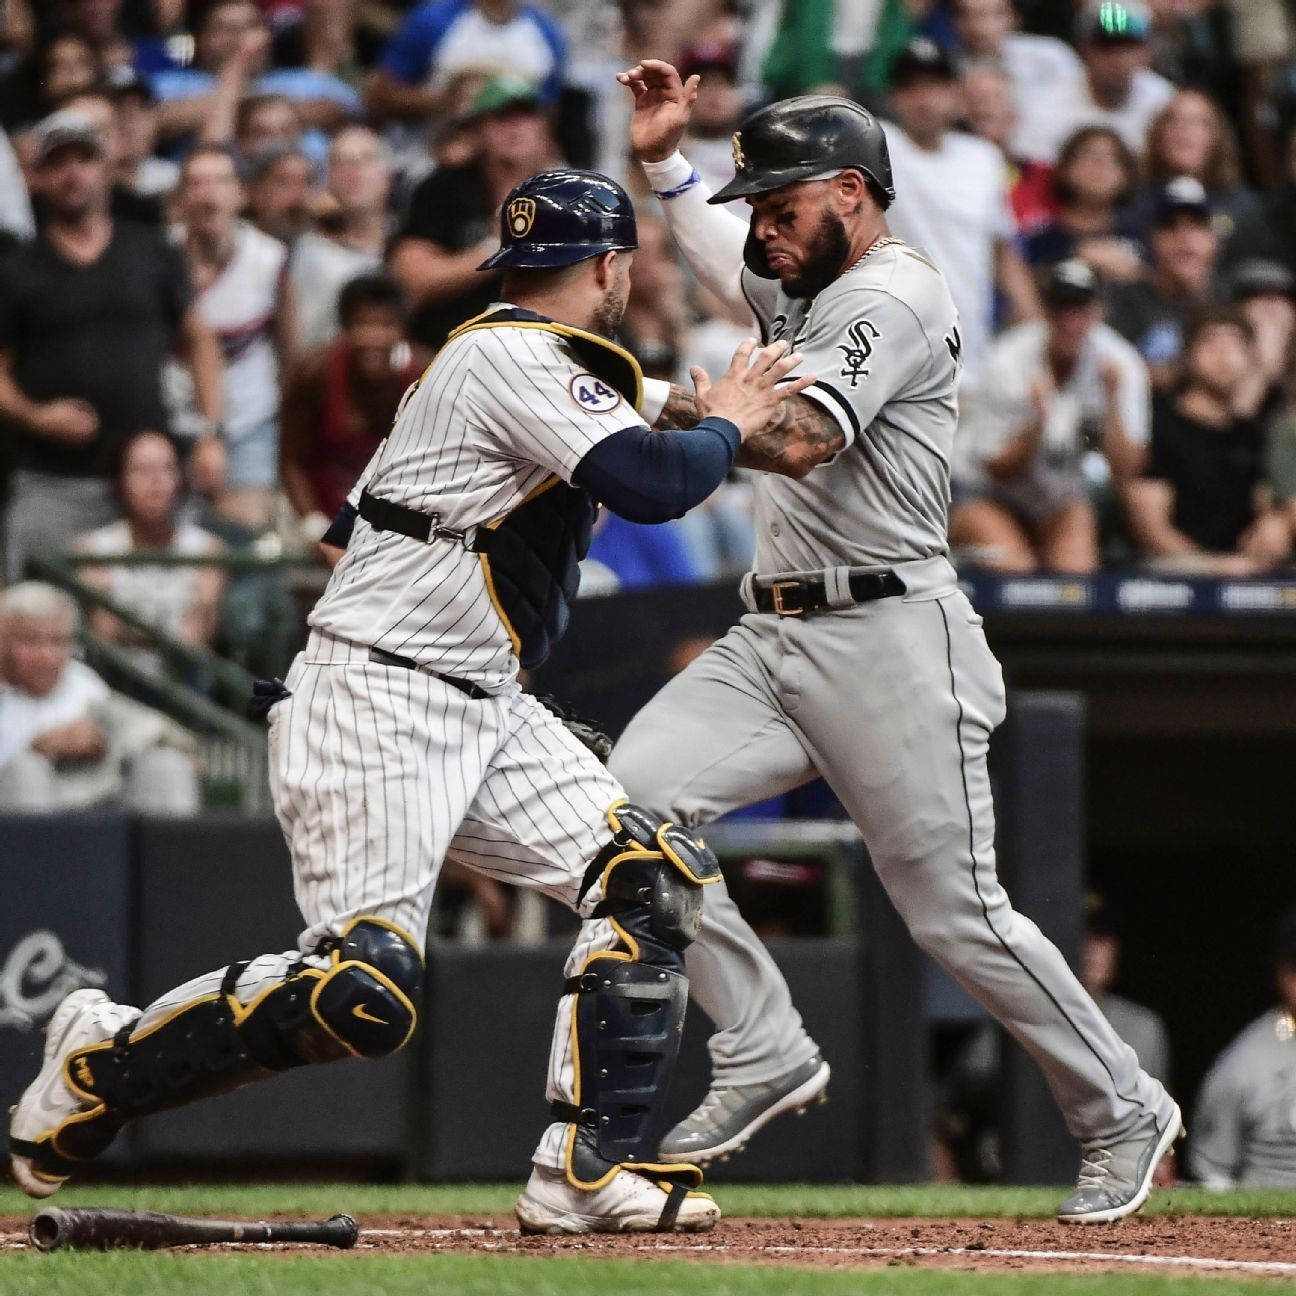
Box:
770;580;804;617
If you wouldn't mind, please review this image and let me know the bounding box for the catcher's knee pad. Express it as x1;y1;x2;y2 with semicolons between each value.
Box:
233;916;422;1066
557;803;720;1189
301;916;422;1060
49;917;422;1172
580;800;722;966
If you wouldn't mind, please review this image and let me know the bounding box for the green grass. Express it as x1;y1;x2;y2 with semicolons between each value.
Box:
0;1254;1286;1296
2;1181;1295;1220
4;1184;1295;1295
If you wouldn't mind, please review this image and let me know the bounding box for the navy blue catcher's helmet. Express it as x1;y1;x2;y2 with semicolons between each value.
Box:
479;169;638;271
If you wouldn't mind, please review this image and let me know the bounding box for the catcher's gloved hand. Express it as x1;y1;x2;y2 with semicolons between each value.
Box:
534;694;613;764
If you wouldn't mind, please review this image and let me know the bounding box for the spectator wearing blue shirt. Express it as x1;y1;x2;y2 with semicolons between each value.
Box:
152;0;359;156
585;511;702;591
367;0;566;125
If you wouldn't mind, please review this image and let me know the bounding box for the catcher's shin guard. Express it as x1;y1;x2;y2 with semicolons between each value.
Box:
38;917;422;1175
556;802;720;1194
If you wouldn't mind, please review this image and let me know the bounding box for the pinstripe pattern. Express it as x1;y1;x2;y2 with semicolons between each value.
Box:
136;635;630;1170
310;316;644;692
131;313;652;1175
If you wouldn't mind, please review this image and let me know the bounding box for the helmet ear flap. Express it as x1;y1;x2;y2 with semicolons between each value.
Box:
743;225;775;279
861;169;894;212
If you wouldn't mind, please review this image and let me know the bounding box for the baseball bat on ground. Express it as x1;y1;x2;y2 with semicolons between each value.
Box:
28;1206;359;1252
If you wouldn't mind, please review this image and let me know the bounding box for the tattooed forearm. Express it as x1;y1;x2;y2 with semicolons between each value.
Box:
734;395;846;479
653;383;701;430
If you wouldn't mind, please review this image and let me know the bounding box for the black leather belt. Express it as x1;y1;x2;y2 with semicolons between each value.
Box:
359;489;469;545
368;646;491;700
753;569;907;617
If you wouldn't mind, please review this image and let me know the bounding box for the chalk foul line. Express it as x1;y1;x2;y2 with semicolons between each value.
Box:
357;1228;1296;1277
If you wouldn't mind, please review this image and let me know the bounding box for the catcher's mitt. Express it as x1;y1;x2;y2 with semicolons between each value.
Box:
534;694;613;763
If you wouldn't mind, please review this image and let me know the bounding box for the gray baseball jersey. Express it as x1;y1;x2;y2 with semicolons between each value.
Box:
611;150;1175;1154
739;242;961;571
1190;1010;1296;1188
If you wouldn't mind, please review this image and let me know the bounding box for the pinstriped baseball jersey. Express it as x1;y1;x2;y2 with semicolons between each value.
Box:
309;307;647;690
740;241;962;572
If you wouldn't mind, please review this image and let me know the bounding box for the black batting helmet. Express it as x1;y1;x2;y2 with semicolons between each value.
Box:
710;96;895;210
479;169;638;271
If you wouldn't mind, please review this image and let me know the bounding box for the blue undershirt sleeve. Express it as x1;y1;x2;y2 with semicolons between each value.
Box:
572;417;741;523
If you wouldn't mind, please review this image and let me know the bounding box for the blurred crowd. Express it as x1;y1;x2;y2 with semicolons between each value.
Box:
0;0;1295;609
3;0;1296;803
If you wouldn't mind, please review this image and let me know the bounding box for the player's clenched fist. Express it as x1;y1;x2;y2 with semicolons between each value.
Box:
690;339;816;442
618;59;697;163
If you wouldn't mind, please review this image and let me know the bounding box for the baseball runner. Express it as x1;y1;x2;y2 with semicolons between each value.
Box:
8;168;814;1235
609;63;1182;1223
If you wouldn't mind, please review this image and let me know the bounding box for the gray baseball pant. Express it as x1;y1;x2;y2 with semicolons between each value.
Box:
609;556;1171;1145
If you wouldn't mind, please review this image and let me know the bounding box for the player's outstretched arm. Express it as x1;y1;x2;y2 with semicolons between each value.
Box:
573;341;813;522
620;59;751;317
732;396;847;480
653;383;702;430
661;338;845;478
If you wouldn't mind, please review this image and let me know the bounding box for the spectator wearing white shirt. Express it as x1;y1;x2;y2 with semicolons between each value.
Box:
169;143;300;531
0;582;199;814
0;124;35;241
1027;1;1175;164
951;0;1086;167
952;259;1150;573
290;124;391;349
677;42;742;197
882;38;1040;381
75;429;226;678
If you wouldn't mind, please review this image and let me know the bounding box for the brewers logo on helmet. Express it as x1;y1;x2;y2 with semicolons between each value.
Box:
507;197;537;239
481;169;638;271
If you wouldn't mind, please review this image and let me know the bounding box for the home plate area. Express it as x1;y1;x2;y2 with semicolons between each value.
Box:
315;1214;1296;1277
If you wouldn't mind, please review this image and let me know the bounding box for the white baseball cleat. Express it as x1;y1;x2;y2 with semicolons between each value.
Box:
515;1164;721;1235
8;988;138;1199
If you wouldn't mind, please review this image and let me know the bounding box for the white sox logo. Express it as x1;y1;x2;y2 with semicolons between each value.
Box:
507;197;537;239
0;930;106;1030
838;319;880;386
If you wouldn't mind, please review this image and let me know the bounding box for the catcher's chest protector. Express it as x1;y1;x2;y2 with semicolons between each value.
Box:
446;307;646;669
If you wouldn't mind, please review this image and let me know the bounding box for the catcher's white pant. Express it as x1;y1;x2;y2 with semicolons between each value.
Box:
134;629;627;1171
610;555;1174;1145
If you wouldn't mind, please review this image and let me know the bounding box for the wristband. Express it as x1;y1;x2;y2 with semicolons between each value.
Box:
656;168;701;200
640;377;671;424
640;150;698;197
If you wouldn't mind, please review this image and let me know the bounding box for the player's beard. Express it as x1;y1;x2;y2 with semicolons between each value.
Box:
781;210;852;300
591;280;630;338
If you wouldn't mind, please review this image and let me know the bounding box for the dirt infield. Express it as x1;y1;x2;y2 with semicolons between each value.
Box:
7;1213;1296;1278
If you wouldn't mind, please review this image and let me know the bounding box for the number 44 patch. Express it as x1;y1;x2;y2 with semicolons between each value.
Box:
568;373;622;413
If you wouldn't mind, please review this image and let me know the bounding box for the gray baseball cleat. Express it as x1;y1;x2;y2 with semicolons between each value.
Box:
658;1053;830;1164
1056;1102;1184;1224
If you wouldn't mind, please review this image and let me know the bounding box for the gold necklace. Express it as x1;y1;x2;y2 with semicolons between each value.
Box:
842;235;903;277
